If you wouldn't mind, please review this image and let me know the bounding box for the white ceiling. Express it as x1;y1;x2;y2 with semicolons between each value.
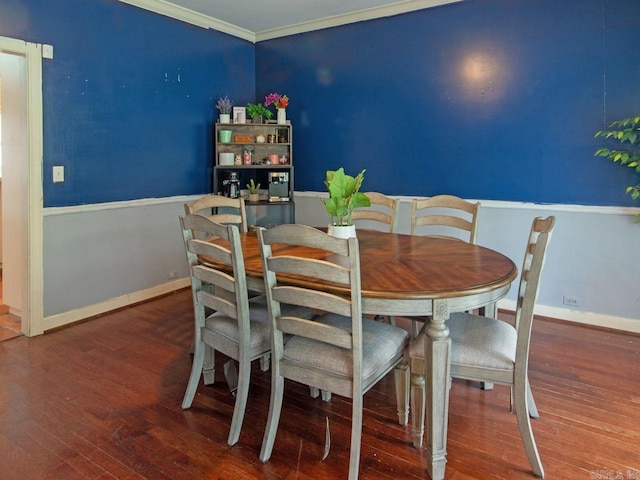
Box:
119;0;462;42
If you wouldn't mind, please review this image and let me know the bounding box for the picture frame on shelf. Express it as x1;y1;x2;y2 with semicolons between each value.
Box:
276;127;289;143
233;107;246;124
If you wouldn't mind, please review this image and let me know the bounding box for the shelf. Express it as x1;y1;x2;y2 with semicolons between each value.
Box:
218;142;290;146
215;164;292;169
214;122;294;225
217;122;290;126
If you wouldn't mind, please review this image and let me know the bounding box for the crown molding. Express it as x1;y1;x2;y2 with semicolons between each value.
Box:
255;0;463;42
118;0;255;42
119;0;462;43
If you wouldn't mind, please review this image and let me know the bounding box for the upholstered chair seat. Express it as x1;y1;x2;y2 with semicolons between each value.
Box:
285;313;408;382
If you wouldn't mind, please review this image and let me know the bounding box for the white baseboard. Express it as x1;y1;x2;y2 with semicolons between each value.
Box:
499;299;640;334
43;277;190;332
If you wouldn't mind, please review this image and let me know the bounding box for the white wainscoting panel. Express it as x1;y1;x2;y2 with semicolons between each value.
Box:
42;193;640;334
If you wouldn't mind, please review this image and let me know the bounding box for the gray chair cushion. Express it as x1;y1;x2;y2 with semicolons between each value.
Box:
204;313;270;349
453;312;517;372
284;314;409;380
204;296;316;348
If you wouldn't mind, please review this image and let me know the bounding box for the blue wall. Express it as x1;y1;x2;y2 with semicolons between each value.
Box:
0;0;255;206
256;0;640;206
2;0;639;207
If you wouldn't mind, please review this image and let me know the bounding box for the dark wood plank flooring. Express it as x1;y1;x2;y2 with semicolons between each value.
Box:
1;289;638;479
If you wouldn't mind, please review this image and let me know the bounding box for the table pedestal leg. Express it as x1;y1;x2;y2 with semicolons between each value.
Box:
425;299;451;480
424;333;450;479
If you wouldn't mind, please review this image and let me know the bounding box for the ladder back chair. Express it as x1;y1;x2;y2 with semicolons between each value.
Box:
179;214;314;446
351;192;399;233
257;224;410;480
185;194;248;234
411;194;480;243
410;216;555;478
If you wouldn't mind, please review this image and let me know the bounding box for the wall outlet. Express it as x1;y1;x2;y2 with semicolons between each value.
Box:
168;271;179;280
563;295;582;307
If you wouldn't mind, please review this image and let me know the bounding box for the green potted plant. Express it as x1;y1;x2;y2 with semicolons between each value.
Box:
246;103;272;123
321;167;370;238
594;115;640;219
247;179;261;202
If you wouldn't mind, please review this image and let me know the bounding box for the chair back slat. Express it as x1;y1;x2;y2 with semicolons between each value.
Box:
196;290;238;318
414;214;474;232
415;194;477;212
193;265;235;293
273;285;352;317
267;256;351;285
277;317;353;349
188;239;233;267
264;223;352;255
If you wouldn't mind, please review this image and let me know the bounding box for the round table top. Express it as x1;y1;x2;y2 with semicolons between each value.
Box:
238;229;518;302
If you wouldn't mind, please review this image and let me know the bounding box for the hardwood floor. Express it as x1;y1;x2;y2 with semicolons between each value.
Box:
0;272;22;342
0;289;638;479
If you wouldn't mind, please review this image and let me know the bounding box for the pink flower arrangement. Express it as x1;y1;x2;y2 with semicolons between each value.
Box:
264;93;289;109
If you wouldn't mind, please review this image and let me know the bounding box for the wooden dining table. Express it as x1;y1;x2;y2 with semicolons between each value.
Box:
234;228;518;480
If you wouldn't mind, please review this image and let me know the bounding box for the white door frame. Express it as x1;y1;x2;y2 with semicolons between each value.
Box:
0;35;44;336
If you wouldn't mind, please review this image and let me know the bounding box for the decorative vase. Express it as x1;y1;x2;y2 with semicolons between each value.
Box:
219;130;232;143
327;224;356;239
277;108;287;125
219;113;230;124
249;193;260;202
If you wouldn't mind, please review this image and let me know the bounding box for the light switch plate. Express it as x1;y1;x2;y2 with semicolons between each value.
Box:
53;165;64;183
43;44;54;59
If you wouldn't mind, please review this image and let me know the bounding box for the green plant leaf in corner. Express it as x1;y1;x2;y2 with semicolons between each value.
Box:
594;115;640;206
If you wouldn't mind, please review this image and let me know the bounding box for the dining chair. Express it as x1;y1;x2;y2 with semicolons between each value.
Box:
185;194;248;234
351;191;399;233
410;194;480;242
179;214;315;446
257;224;410;480
410;216;555;478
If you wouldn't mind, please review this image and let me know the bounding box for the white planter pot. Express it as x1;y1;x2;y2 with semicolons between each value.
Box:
327;224;356;239
219;113;231;124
